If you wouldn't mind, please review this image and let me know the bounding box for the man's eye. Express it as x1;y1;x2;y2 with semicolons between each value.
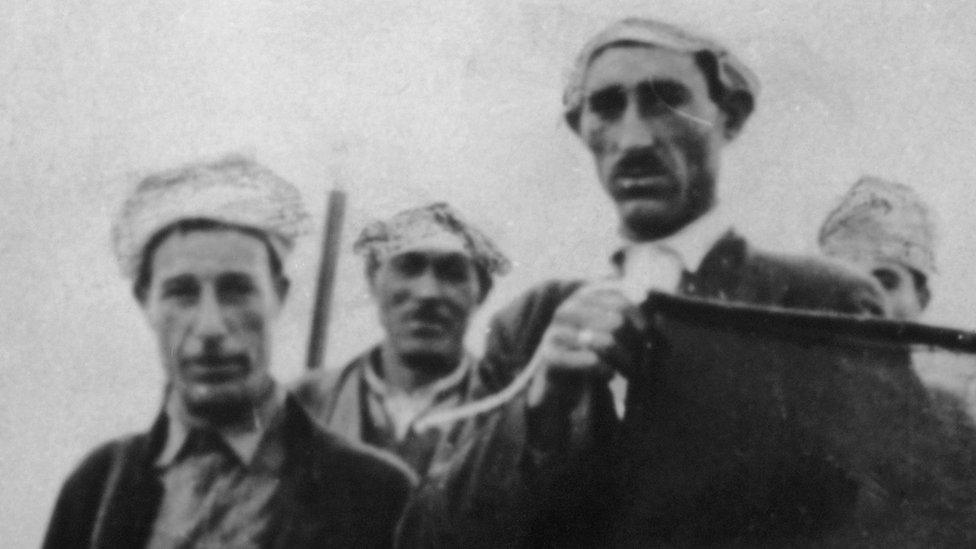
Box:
218;275;257;301
588;87;627;119
392;253;428;277
640;81;690;112
434;257;472;283
872;269;901;291
162;280;199;301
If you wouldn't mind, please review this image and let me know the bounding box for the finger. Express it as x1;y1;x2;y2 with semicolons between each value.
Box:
557;312;624;335
582;330;616;354
541;351;614;380
554;300;629;333
573;283;634;310
537;337;609;375
576;278;628;296
546;324;615;353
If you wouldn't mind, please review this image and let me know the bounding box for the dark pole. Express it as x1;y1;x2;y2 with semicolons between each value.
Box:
305;187;346;370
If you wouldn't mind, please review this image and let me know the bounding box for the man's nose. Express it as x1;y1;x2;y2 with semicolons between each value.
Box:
615;100;656;152
410;270;445;300
192;288;229;340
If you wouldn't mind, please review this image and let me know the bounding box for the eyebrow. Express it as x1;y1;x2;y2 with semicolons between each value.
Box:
394;250;471;261
429;251;472;261
588;78;689;95
217;272;258;287
160;274;198;291
159;271;258;287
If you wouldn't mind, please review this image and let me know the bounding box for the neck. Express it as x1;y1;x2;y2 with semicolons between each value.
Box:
621;203;714;243
379;343;461;393
171;381;275;432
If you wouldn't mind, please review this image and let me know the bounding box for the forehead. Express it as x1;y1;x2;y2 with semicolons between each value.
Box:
583;44;707;92
151;229;271;281
383;248;475;267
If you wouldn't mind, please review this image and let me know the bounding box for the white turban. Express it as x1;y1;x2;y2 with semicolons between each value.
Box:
111;155;312;279
819;176;937;276
354;202;511;277
563;17;760;130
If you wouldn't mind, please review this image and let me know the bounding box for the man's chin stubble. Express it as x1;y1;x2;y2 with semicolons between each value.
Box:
182;380;272;427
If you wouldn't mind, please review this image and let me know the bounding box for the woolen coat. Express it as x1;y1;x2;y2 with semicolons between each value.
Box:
44;395;416;549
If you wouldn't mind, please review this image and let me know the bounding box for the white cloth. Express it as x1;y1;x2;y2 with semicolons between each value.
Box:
354;202;511;276
563;17;759;121
819;176;937;275
112;155;311;279
616;208;732;301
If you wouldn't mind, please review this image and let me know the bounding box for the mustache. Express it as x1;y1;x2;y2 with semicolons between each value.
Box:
403;301;457;325
611;149;670;179
183;352;249;368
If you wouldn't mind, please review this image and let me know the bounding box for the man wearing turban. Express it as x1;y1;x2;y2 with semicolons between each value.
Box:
294;202;510;477
43;155;414;548
820;176;937;322
398;18;887;546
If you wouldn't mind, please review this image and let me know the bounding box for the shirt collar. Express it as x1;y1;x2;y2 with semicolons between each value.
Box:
156;382;286;468
612;206;732;273
363;351;472;401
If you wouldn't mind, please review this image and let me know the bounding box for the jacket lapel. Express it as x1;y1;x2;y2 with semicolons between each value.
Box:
326;352;370;442
271;397;342;547
91;414;167;549
681;230;749;302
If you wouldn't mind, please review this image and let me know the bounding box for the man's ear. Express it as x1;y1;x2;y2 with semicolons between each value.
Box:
565;108;583;135
722;90;754;141
138;295;160;328
914;273;932;310
275;276;290;303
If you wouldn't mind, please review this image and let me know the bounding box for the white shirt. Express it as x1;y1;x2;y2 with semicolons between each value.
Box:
363;353;473;441
614;208;733;301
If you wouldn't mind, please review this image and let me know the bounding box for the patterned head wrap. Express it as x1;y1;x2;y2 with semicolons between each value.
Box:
819;176;937;276
112;155;312;279
354;202;511;277
563;17;760;131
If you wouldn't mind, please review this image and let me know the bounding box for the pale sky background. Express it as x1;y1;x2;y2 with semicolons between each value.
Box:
2;0;975;545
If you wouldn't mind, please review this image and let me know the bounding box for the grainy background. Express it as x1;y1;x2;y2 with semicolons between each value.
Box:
2;0;975;545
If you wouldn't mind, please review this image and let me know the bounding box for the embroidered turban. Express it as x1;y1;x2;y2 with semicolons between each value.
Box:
112;155;311;278
819;176;937;276
354;202;511;277
563;17;760;132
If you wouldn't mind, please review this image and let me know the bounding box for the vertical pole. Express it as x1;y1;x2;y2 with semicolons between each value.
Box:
305;187;346;370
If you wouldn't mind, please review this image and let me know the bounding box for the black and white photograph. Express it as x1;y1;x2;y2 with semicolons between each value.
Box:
3;0;976;546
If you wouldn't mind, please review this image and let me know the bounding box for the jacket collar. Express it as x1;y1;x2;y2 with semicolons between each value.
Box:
90;394;331;548
679;229;750;299
155;383;286;468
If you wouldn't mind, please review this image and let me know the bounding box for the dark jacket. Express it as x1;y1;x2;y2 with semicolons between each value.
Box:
44;396;416;549
397;231;887;548
481;230;885;389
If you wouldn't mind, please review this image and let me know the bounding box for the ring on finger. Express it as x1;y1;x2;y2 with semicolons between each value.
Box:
577;328;596;349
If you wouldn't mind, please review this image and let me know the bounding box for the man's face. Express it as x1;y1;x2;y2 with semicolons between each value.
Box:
142;229;284;421
579;45;728;240
865;259;927;322
371;249;482;370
